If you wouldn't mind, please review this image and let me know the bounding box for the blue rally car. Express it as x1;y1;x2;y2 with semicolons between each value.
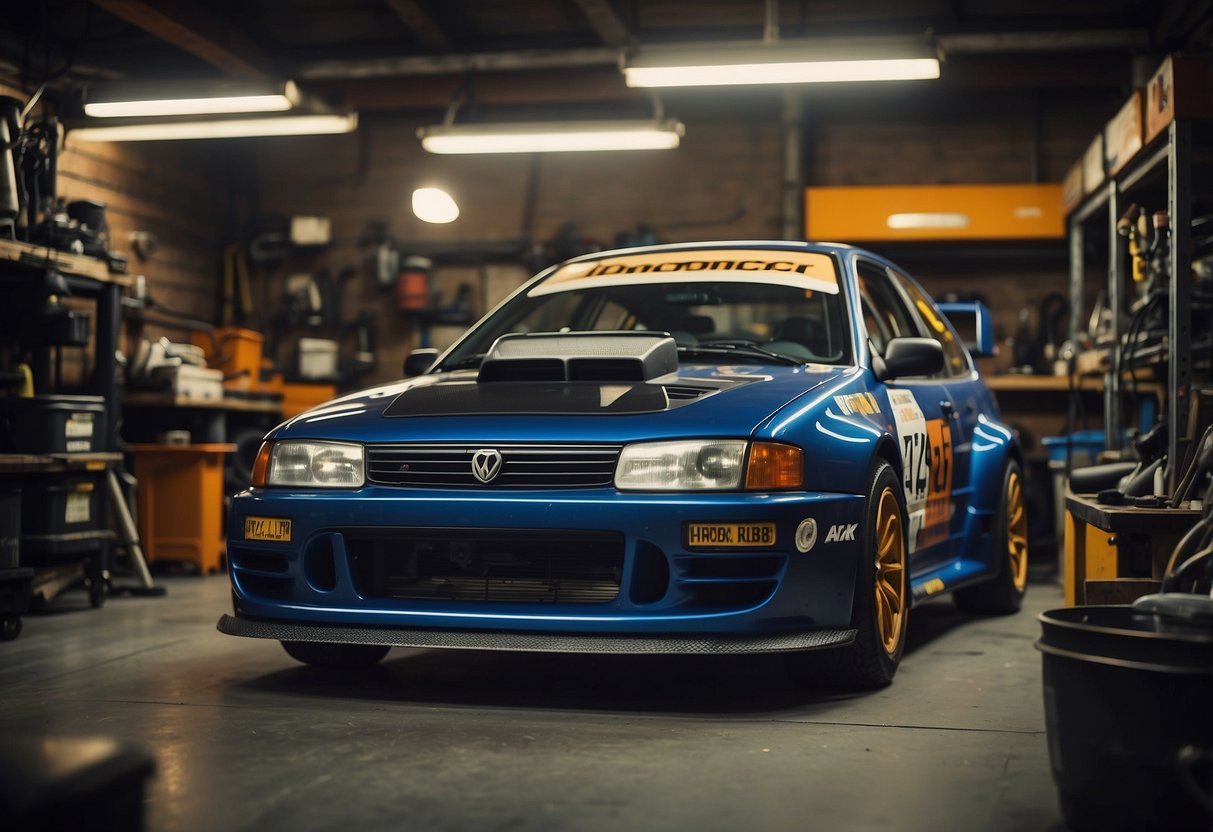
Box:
218;241;1027;688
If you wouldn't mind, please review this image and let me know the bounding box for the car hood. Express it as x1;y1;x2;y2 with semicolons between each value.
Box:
271;364;856;444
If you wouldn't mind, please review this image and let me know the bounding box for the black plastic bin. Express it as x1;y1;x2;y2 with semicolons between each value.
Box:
20;471;110;558
0;395;106;454
1037;605;1213;831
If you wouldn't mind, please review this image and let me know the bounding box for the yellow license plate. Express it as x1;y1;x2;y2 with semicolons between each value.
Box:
245;516;292;542
686;522;776;548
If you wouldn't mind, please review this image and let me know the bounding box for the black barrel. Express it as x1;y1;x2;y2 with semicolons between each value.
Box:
1037;605;1213;831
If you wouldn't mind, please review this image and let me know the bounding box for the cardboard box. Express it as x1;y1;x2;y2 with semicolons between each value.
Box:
1104;89;1144;176
1062;161;1084;214
1145;54;1213;144
1082;134;1105;195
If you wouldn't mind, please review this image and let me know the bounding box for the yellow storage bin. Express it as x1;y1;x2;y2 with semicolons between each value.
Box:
192;328;264;392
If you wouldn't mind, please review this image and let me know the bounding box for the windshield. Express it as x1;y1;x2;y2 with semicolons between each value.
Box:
439;248;852;370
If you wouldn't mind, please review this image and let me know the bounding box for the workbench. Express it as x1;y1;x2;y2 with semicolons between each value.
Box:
1063;491;1200;606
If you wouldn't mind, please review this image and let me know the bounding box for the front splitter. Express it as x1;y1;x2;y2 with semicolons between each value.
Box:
217;614;856;656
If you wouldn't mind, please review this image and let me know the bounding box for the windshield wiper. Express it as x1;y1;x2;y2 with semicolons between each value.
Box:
676;344;803;365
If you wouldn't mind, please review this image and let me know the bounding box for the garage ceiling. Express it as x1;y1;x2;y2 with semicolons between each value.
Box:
3;1;1210;112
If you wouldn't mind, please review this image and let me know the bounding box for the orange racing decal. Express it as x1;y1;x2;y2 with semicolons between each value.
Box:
918;418;954;551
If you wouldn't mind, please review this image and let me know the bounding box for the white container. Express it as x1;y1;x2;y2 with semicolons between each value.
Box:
299;338;338;379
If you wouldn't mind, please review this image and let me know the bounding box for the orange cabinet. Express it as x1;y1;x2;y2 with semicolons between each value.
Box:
129;444;235;575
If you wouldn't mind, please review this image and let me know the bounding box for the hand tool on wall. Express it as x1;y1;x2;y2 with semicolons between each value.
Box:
221;244;254;327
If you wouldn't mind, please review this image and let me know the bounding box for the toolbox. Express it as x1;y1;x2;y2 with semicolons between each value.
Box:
0;395;107;454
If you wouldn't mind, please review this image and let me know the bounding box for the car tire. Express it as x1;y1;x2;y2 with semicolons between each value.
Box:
788;459;908;690
281;640;391;668
954;459;1029;616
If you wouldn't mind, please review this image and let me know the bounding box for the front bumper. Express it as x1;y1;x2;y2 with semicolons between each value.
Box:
224;486;867;641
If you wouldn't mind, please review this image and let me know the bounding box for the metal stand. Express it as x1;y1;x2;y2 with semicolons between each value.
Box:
106;468;163;596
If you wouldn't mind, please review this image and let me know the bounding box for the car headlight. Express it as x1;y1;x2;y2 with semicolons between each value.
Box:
614;440;802;491
258;441;365;487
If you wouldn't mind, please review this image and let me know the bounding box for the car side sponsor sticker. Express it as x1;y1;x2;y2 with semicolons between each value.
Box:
245;516;292;543
887;389;953;553
686;522;776;548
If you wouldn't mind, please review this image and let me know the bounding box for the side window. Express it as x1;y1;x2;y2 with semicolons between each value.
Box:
890;270;969;377
860;294;890;355
856;260;919;356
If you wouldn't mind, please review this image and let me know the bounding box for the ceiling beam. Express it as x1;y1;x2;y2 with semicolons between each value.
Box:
88;0;275;78
298;46;620;81
570;0;631;47
384;0;452;51
304;52;1124;113
937;29;1150;55
307;67;637;111
298;28;1148;83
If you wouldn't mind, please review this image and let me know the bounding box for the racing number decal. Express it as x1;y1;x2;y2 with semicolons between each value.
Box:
919;418;954;550
887;390;955;553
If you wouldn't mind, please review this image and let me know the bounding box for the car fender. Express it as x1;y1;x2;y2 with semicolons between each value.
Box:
758;369;903;496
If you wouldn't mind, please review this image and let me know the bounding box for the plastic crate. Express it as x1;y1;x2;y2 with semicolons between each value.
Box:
0;395;106;454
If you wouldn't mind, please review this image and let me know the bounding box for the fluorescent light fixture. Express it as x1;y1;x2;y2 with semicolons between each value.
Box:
83;80;301;118
69;112;358;142
887;212;970;230
418;119;684;154
623;38;939;87
412;188;460;224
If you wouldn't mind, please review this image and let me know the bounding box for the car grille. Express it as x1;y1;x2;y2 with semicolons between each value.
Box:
365;443;621;488
346;529;624;604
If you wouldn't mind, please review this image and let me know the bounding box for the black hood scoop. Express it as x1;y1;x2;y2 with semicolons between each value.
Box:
382;333;734;417
476;332;678;383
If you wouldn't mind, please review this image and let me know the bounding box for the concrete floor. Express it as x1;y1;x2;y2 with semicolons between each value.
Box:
0;572;1067;832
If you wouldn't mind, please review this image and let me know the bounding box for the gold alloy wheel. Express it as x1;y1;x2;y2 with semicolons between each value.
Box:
874;486;907;655
1007;469;1029;593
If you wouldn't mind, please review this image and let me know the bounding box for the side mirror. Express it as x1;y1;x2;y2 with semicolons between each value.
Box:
937;301;995;358
403;348;439;377
877;337;945;380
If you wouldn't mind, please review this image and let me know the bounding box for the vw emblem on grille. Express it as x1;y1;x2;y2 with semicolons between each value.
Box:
471;448;503;483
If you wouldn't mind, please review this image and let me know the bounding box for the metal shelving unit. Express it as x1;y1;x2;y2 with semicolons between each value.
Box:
1067;119;1206;488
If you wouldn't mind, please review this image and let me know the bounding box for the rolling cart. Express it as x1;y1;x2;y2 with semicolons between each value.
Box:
0;567;32;640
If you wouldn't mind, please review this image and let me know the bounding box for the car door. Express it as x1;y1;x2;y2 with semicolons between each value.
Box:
886;268;981;556
856;259;957;571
